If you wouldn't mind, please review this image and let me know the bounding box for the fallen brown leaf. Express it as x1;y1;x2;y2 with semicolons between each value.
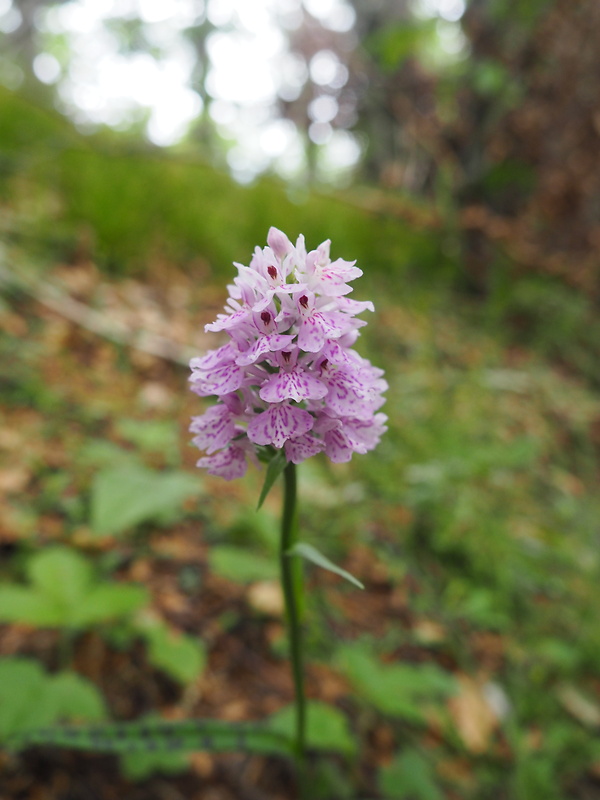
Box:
448;674;500;753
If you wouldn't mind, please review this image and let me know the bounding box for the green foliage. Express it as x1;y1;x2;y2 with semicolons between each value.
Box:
117;713;190;780
368;20;438;72
257;448;287;510
0;657;106;741
135;616;207;685
115;418;180;466
268;701;356;755
78;440;140;469
0;546;147;629
120;749;189;781
90;464;200;537
335;644;455;722
378;750;443;800
308;761;355;799
287;542;364;589
0;88;443;283
208;545;278;584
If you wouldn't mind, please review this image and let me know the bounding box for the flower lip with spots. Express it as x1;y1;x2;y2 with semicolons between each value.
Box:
189;228;387;479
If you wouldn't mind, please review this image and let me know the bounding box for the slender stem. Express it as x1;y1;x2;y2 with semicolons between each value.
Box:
279;462;306;763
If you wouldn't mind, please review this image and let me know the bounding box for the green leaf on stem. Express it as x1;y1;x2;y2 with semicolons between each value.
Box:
287;542;364;589
256;449;287;510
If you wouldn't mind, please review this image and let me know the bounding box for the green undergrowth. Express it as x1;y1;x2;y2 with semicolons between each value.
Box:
1;87;599;798
3;84;599;389
0;86;441;285
1;266;599;797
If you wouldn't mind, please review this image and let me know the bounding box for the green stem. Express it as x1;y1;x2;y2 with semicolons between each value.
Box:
279;462;306;763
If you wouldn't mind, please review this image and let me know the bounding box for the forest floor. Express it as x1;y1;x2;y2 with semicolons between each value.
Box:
1;247;600;800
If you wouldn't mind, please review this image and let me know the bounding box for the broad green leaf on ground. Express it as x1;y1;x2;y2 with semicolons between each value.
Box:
115;418;180;464
209;545;278;584
335;644;456;722
135;616;207;685
0;659;59;738
268;701;356;755
90;465;200;536
0;658;106;740
0;546;147;629
120;750;189;781
78;440;139;469
71;584;148;628
27;546;93;607
43;672;107;724
287;542;364;589
378;750;443;800
0;587;64;627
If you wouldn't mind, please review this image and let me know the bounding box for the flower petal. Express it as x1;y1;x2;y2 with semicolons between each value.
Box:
190;405;236;454
197;444;248;480
190;361;245;396
267;227;293;259
322;427;354;463
259;368;328;403
236;334;295;366
247;403;314;448
284;433;325;464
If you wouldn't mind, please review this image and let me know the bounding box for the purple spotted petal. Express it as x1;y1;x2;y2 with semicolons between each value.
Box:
247;403;314;448
309;260;363;297
297;311;351;353
259;368;328;403
335;296;374;314
343;413;388;452
205;305;253;333
236;334;295;366
321;369;365;417
190;361;245;397
284;433;325;464
322;426;354;463
197;444;248;480
320;341;362;367
296;316;327;353
189;343;235;372
189;405;236;454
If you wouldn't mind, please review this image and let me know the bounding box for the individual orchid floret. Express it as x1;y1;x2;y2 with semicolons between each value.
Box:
248;402;315;449
190;228;387;479
267;226;294;260
259;350;328;404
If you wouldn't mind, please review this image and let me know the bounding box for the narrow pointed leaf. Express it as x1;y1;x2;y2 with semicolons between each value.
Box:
3;718;294;758
287;542;364;589
257;449;287;510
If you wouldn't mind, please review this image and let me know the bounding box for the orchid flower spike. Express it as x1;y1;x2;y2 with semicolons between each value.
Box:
189;228;387;479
